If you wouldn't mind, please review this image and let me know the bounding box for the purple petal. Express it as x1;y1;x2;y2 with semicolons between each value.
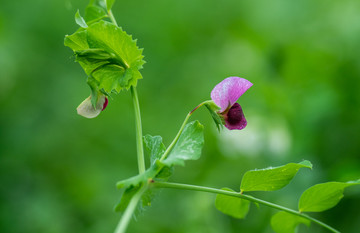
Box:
211;77;253;112
224;103;247;130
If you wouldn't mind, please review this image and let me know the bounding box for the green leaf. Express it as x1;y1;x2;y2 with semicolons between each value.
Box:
64;30;89;51
204;100;223;131
86;21;144;70
75;10;88;28
298;180;360;212
155;166;174;180
92;64;126;93
106;0;115;11
143;135;173;180
85;0;107;23
143;135;166;164
116;163;159;189
163;121;204;166
115;183;152;215
64;20;145;95
86;76;100;108
240;161;312;192
215;188;250;219
271;211;310;233
114;184;141;212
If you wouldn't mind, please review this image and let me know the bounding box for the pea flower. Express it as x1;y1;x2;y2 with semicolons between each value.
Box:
211;77;253;130
77;94;108;118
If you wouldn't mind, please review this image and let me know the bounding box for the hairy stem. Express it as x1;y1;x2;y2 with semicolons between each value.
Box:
114;185;147;233
153;181;340;233
131;86;146;174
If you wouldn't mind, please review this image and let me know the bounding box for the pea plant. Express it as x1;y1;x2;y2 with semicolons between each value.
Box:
64;1;359;233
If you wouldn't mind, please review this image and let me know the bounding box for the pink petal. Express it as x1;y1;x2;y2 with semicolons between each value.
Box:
211;77;253;112
224;103;247;130
102;97;108;111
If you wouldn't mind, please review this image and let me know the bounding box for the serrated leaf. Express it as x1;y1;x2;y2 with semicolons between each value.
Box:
86;21;144;70
143;135;166;165
204;101;223;131
215;188;250;219
64;20;145;95
92;64;125;93
163;121;204;166
106;0;115;11
271;211;310;233
298;180;360;212
75;10;88;28
240;161;312;192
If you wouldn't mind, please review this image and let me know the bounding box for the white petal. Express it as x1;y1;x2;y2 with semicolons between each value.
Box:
76;95;106;118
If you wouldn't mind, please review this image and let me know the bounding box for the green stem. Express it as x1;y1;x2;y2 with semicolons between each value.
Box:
108;10;118;26
153;181;340;233
159;113;191;161
131;86;146;174
114;185;147;233
159;100;211;162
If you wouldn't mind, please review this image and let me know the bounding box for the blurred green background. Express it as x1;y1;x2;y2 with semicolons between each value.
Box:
1;0;360;232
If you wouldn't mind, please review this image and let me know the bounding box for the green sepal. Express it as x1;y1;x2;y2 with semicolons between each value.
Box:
271;211;310;233
240;160;312;192
75;10;88;28
204;100;223;131
215;188;250;219
298;180;360;212
87;76;100;108
162;121;204;167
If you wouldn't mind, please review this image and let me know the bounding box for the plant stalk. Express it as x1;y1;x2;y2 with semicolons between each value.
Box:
108;10;118;26
159;100;211;162
114;185;147;233
153;181;340;233
131;86;146;174
159;113;191;161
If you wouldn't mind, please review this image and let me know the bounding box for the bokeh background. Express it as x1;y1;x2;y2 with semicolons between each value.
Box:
1;0;360;232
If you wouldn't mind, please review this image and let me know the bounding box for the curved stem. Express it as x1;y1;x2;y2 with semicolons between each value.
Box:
153;181;340;233
159;100;212;162
131;86;146;174
159;113;191;161
114;185;147;233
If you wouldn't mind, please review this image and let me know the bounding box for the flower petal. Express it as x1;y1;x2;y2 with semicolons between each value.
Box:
224;103;247;130
77;94;106;118
211;77;253;112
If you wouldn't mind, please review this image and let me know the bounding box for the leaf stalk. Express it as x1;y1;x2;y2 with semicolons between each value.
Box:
153;181;340;233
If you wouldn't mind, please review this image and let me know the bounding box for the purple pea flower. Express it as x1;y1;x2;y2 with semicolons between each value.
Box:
211;77;253;130
77;94;108;118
